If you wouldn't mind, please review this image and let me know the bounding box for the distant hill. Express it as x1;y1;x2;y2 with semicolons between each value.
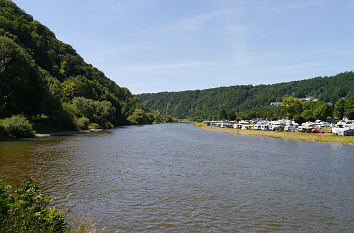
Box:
136;72;354;120
0;0;164;132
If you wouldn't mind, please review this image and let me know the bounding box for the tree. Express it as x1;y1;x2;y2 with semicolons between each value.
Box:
281;96;303;120
61;79;80;102
219;109;227;120
333;99;346;120
127;108;152;125
0;1;150;129
344;95;354;119
72;97;116;128
0;36;46;117
94;100;116;128
312;102;333;121
137;72;354;120
301;109;315;122
227;109;237;120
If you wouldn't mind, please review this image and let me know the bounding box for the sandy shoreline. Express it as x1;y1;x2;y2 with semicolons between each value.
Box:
198;124;354;145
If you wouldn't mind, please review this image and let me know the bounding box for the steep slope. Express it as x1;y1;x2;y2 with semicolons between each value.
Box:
0;0;154;131
137;72;354;120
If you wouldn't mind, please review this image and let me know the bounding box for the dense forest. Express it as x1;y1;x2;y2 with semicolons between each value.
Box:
137;72;354;120
0;0;171;137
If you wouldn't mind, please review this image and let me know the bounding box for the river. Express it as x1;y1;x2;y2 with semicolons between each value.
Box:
0;123;353;232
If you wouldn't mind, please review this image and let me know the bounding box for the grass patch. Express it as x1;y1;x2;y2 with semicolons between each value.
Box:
192;122;204;127
178;120;194;123
199;125;354;145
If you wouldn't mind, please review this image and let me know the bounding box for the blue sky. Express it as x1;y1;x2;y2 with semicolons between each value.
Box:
12;0;354;94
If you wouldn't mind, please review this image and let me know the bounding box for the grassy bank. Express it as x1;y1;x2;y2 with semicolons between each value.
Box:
199;125;354;145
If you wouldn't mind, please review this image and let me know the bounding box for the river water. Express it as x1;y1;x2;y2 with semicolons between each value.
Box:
0;123;353;232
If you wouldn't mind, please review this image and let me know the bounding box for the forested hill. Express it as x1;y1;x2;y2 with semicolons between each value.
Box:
137;72;354;120
0;0;167;134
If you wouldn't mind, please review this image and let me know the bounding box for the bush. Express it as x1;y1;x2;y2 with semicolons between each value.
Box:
1;115;35;138
76;117;90;130
0;178;69;233
72;97;116;128
102;121;114;129
88;123;100;129
127;108;152;125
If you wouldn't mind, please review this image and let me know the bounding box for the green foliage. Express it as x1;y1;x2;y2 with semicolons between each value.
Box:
88;123;100;129
0;178;68;233
334;99;346;119
344;95;354;119
137;72;354;120
58;102;79;131
0;120;6;138
1;115;35;138
227;109;237;121
213;96;348;122
312;101;333;121
0;36;47;117
72;97;116;129
0;1;159;132
76;117;90;130
127;108;153;125
282;96;303;120
148;110;173;124
219;109;227;120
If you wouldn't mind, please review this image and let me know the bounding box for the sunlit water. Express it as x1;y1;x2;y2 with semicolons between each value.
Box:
0;123;353;232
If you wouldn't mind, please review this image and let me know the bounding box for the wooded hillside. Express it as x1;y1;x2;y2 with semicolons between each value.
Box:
0;0;170;134
137;72;354;120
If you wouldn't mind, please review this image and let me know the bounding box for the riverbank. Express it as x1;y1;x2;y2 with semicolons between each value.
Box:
198;124;354;145
35;129;104;138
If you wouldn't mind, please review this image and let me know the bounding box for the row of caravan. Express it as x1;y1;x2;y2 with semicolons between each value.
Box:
203;120;354;136
204;120;299;132
331;121;354;136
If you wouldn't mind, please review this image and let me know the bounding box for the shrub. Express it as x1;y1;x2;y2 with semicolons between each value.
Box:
76;117;90;130
102;121;114;129
88;123;100;129
72;97;116;128
0;178;69;233
127;108;152;125
1;115;35;138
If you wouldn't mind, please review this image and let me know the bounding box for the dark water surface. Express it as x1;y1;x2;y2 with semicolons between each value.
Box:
0;123;353;232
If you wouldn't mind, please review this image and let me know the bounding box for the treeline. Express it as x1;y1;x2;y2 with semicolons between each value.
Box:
0;0;172;137
217;96;354;123
137;72;354;120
